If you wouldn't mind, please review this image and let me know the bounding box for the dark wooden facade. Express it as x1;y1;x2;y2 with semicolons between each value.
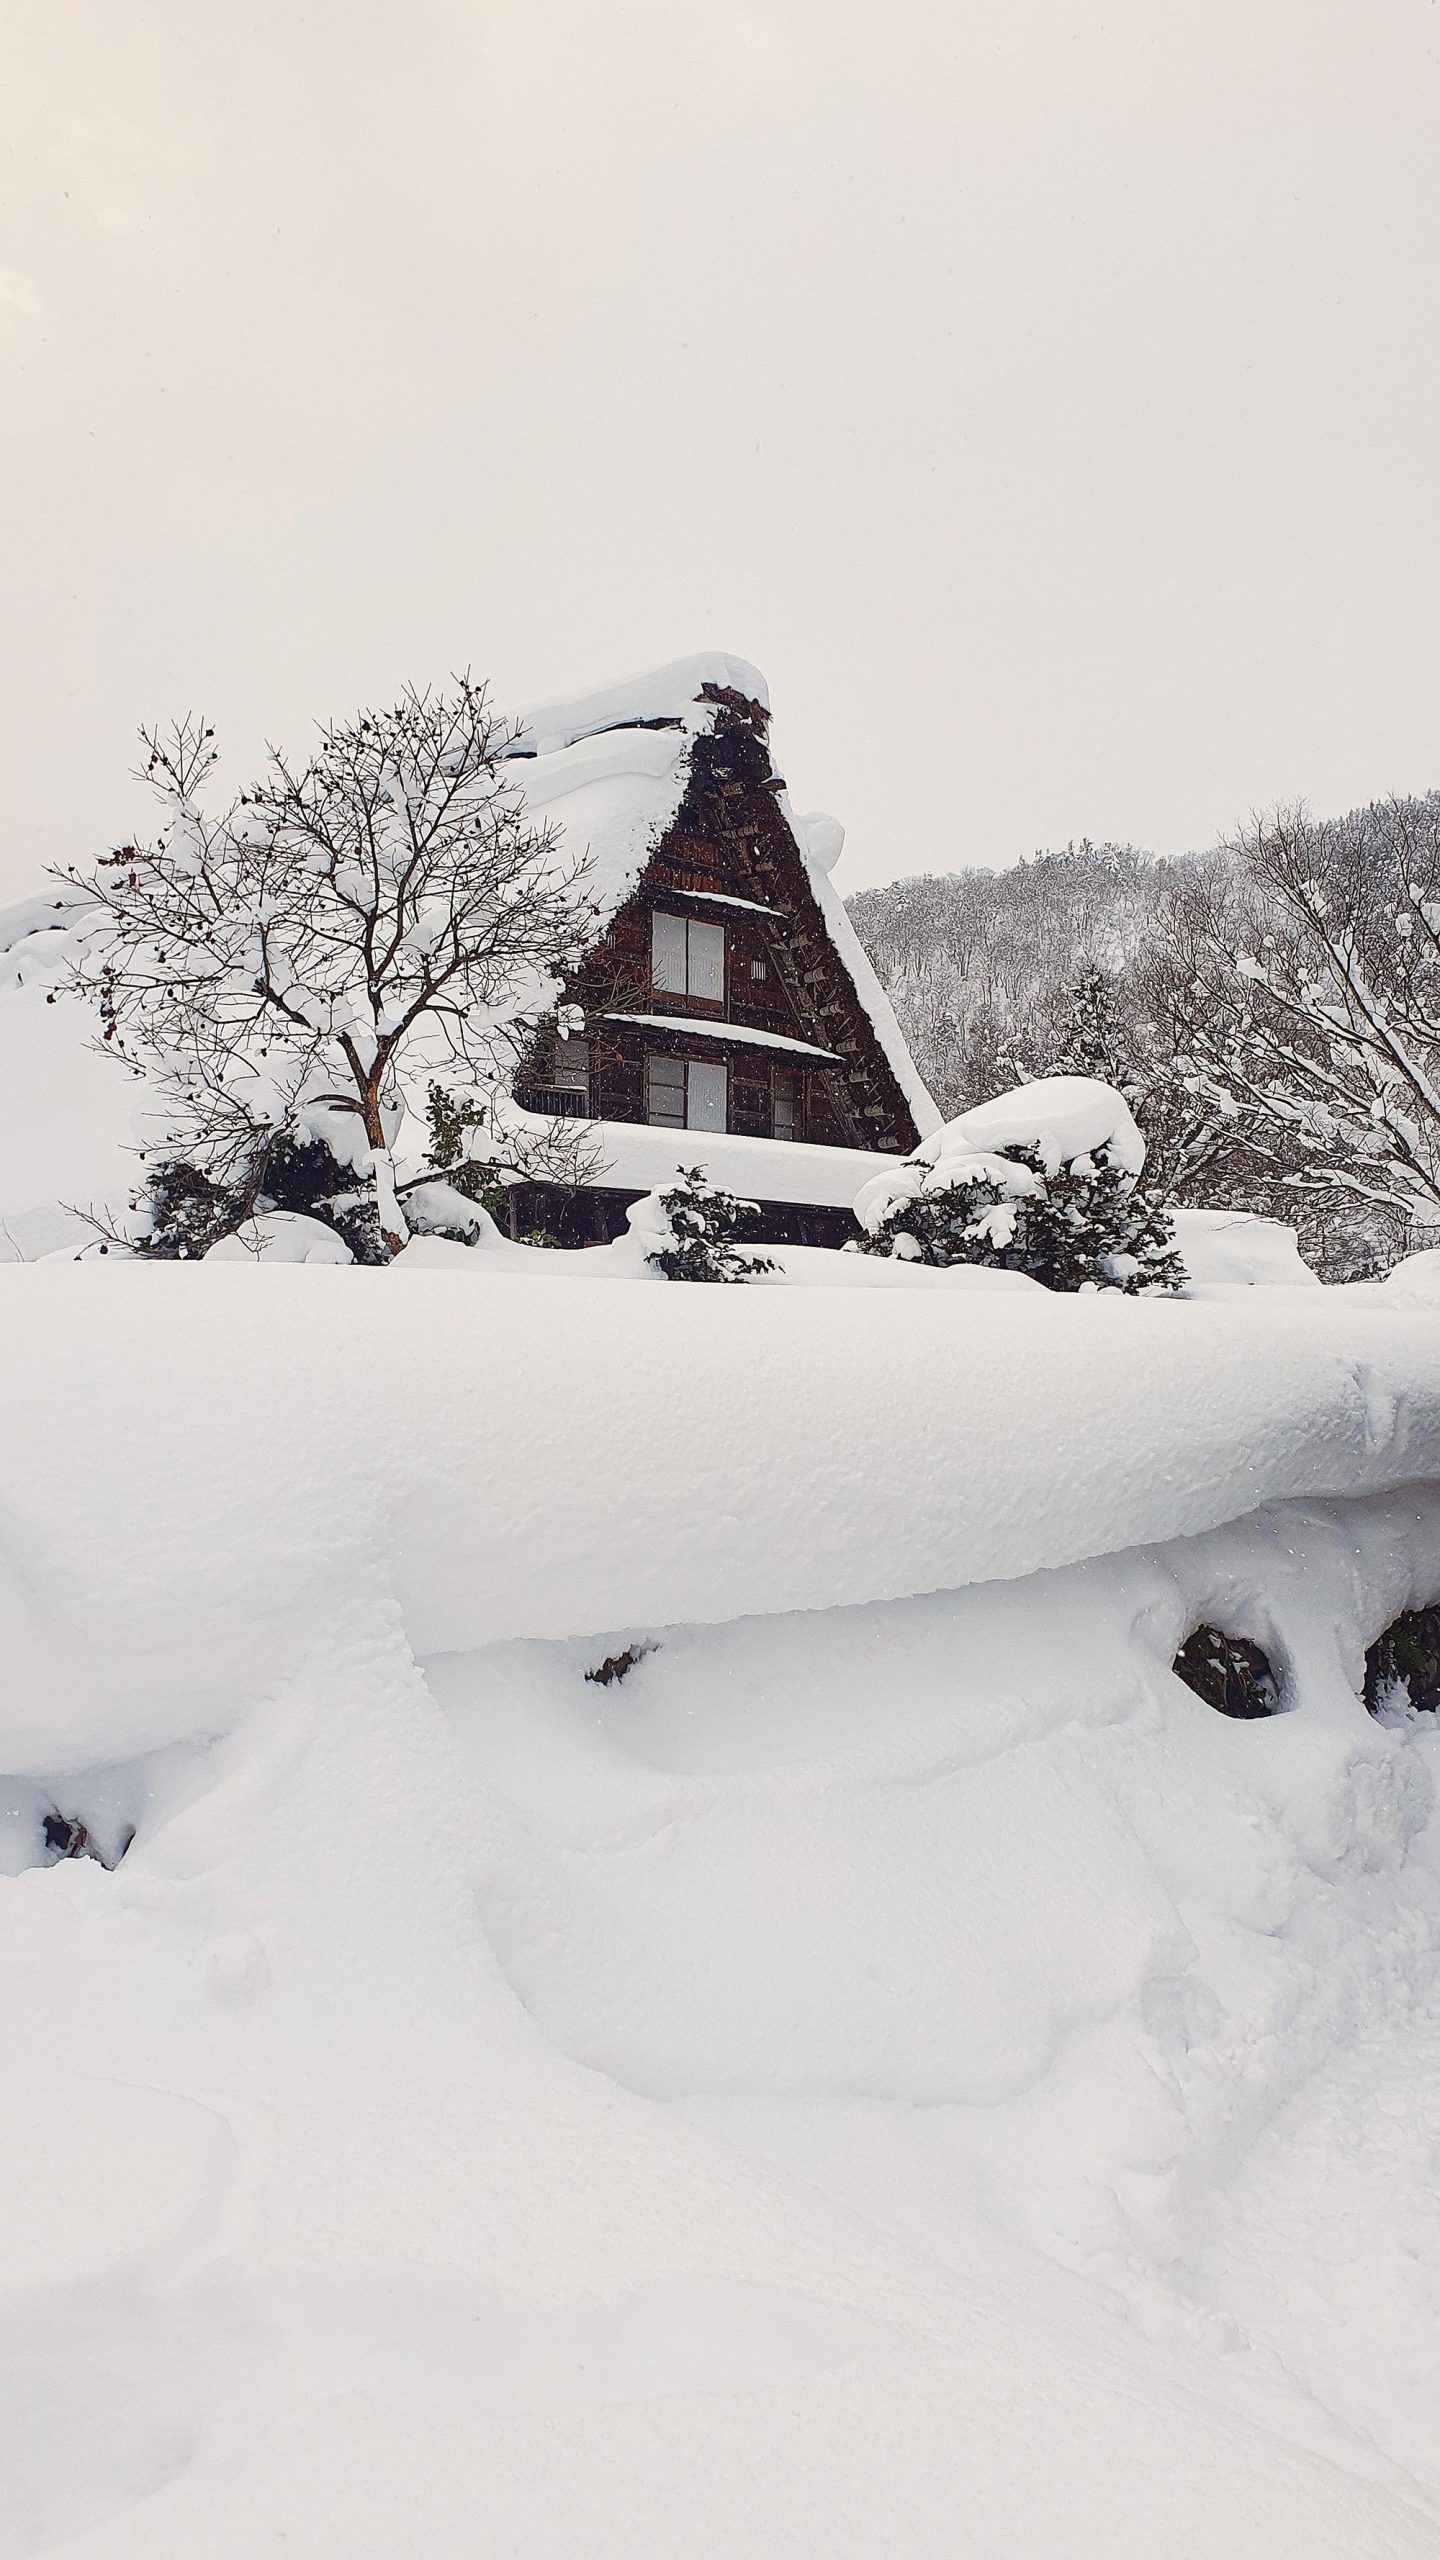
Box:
511;682;925;1245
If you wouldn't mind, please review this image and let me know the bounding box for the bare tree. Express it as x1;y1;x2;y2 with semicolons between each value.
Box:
56;676;598;1254
1180;795;1440;1229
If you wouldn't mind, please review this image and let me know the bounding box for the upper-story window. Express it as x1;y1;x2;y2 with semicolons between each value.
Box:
651;911;725;1005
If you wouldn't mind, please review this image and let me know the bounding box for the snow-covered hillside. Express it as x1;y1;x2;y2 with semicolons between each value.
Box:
4;1267;1440;2556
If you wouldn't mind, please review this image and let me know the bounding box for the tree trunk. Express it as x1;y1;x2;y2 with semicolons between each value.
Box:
362;1077;407;1258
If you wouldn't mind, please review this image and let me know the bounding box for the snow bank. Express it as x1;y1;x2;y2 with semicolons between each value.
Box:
4;1266;1440;1770
4;1272;1440;2552
0;915;141;1234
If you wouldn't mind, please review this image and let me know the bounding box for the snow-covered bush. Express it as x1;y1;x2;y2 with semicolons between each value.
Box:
134;1133;389;1262
853;1076;1185;1295
640;1167;777;1284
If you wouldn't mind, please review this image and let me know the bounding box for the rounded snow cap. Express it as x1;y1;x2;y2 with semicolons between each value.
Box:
946;1076;1146;1182
798;812;845;875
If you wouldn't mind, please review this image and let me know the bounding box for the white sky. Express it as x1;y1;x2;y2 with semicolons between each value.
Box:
2;0;1438;898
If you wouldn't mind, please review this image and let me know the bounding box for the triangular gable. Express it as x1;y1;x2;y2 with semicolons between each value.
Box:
506;661;939;1155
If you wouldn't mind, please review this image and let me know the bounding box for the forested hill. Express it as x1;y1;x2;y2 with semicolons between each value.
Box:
846;843;1189;1121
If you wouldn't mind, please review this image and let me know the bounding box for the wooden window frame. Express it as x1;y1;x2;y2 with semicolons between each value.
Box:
645;1052;729;1134
651;910;726;1008
772;1066;801;1143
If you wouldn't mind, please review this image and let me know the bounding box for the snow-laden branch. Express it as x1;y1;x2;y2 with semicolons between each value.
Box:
1181;797;1440;1227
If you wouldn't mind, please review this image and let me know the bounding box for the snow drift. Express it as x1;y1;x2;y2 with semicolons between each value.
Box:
3;1262;1440;2558
4;1267;1440;1764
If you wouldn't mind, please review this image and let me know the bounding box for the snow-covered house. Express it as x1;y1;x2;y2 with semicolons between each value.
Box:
501;655;941;1244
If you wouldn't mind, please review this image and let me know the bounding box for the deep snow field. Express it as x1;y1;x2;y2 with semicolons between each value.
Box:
4;1266;1440;2557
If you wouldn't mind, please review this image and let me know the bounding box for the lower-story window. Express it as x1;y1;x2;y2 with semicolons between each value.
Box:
772;1067;800;1141
645;1053;728;1132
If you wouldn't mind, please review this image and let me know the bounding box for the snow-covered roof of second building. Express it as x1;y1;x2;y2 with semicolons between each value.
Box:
501;653;941;1139
503;1107;913;1211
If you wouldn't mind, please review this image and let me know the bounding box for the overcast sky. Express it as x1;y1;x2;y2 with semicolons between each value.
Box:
2;0;1438;900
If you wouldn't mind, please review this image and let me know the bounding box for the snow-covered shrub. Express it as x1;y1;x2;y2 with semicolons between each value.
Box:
856;1146;1183;1294
853;1077;1185;1295
422;1082;510;1228
641;1167;777;1284
132;1134;389;1262
130;1158;242;1260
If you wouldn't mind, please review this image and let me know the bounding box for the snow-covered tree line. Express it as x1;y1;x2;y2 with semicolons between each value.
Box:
848;797;1440;1276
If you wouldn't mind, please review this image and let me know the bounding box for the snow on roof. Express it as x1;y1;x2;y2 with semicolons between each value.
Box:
0;891;80;959
498;659;766;941
501;655;774;935
506;652;769;759
504;1107;903;1210
777;798;942;1140
602;1012;841;1063
501;723;695;936
671;888;781;916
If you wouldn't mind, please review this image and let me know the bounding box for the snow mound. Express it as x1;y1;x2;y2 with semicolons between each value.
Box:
203;1212;355;1265
1383;1246;1440;1307
0;889;84;957
1173;1208;1322;1290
